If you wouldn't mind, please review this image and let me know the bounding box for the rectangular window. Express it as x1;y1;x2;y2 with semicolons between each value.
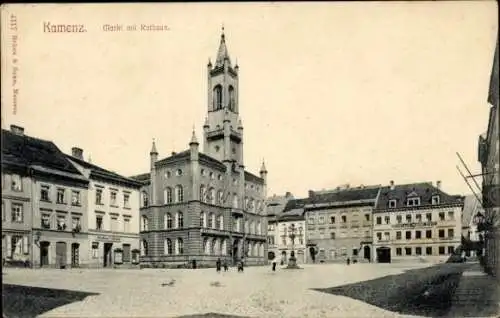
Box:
92;242;99;258
415;247;422;255
96;215;103;230
384;232;390;240
405;247;412;255
415;214;422;223
11;174;22;191
11;203;23;223
426;247;433;255
56;188;65;204
415;230;421;239
376;232;382;240
96;189;103;205
110;191;117;206
447;229;454;238
396;215;402;224
439;212;445;221
72;216;81;231
111;216;118;232
406;214;412;223
426;230;432;238
57;215;67;230
447;211;455;220
123;194;130;208
396;231;402;240
396;247;402;256
352;248;358;256
439;246;445;255
318;216;325;224
432;195;440;205
341;215;347;223
71;190;81;206
124;218;130;232
365;214;370;221
41;213;51;229
330;216;336;224
405;231;411;240
384;216;390;224
407;198;421;206
308;217;315;225
389;200;396;208
364;230;370;238
376;217;382;225
41;185;50;201
439;229;445;238
330;232;336;239
426;213;432;222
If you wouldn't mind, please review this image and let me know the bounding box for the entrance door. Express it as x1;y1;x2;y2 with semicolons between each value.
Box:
103;243;113;267
376;247;391;263
364;245;371;260
56;242;67;269
232;240;239;265
40;241;50;266
71;243;79;267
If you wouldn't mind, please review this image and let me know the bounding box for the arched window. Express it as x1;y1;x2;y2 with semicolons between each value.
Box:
236;218;241;232
176;238;184;255
218;214;224;230
245;220;249;233
211;239;216;255
250;221;255;234
200;211;206;227
228;85;235;112
165;187;173;204
209;188;216;204
209;213;215;229
141;216;149;231
257;221;261;235
221;239;227;255
260;243;264;257
213;85;222;110
214;238;220;255
253;243;258;257
233;194;239;208
200;185;206;202
141;240;148;256
204;238;210;255
176;211;184;228
175;185;183;203
217;190;224;205
165;213;173;229
141;191;149;207
164;239;172;255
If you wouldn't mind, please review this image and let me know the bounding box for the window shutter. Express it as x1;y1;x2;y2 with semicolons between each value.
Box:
23;236;29;254
6;235;11;257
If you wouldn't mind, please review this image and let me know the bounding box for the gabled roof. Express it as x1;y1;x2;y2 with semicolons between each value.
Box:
155;150;190;166
130;172;151;185
244;170;264;185
375;182;463;210
66;155;142;188
2;129;84;177
266;193;294;217
283;198;310;212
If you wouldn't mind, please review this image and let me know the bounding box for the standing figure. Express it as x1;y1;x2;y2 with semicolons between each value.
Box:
237;259;244;272
216;258;222;273
346;257;351;266
271;256;277;272
223;259;228;272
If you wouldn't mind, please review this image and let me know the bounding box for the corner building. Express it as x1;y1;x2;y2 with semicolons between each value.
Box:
133;30;268;268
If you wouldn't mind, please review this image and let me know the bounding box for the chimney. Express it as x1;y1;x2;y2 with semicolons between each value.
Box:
436;180;441;190
285;191;292;198
308;190;315;198
390;180;395;190
71;147;84;160
171;151;177;156
10;125;24;136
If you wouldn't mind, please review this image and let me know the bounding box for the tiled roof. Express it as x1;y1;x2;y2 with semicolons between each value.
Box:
375;182;463;210
199;153;226;171
244;171;264;184
66;155;142;188
130;172;151;184
155;150;190;166
266;193;295;217
278;208;305;222
308;186;381;205
283;198;310;212
2;129;83;176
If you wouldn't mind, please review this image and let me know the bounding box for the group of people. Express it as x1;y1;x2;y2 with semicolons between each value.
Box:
215;258;245;272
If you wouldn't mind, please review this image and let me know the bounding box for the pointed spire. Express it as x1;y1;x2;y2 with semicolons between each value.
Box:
215;24;231;67
190;127;199;145
207;58;212;67
150;138;158;155
260;159;267;173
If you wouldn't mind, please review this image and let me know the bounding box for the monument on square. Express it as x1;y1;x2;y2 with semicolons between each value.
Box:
285;223;302;269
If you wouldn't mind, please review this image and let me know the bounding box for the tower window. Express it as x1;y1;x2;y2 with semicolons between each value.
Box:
228;85;235;112
213;85;222;110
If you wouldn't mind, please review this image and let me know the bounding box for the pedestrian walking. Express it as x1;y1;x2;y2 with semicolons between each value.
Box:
271;256;277;272
237;259;244;272
346;257;351;265
216;258;222;273
223;259;228;272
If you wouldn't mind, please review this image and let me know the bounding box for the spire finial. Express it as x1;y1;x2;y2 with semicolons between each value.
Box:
150;138;158;155
190;127;199;145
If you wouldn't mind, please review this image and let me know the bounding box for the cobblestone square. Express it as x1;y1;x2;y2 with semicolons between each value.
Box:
2;263;434;318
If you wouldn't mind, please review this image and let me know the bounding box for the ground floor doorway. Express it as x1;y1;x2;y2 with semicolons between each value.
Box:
104;243;113;267
71;243;80;267
376;247;391;263
40;241;50;266
364;245;371;260
56;241;67;269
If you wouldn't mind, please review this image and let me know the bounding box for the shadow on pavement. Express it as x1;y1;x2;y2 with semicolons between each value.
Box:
2;284;99;318
312;263;468;317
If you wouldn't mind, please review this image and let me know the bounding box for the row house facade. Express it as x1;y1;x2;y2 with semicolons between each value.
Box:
132;30;268;268
276;200;307;264
303;185;381;263
67;147;142;268
478;38;499;278
2;125;90;268
372;181;464;263
265;192;295;261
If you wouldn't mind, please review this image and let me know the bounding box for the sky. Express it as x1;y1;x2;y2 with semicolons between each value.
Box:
1;2;498;199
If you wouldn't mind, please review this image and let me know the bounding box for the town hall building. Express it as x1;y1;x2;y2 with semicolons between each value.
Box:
132;29;269;267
